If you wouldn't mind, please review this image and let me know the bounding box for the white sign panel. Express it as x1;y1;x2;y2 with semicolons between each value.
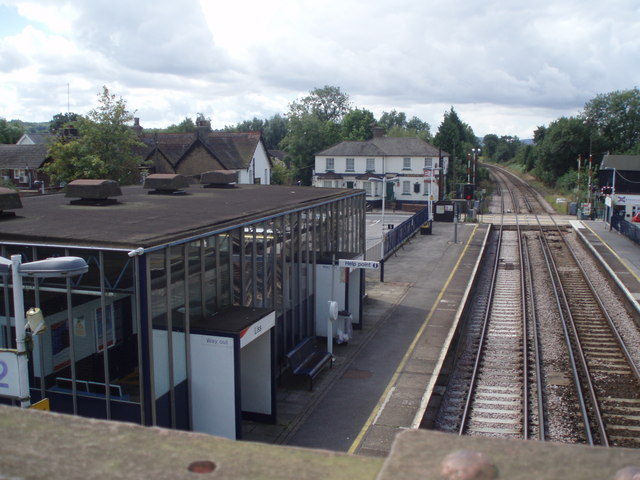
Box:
0;349;22;399
338;259;381;270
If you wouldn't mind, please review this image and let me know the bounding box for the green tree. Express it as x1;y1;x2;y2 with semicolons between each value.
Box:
43;86;144;185
224;114;288;150
165;117;196;133
288;85;351;123
49;112;80;134
341;108;376;140
582;88;640;153
280;113;341;185
532;116;591;185
433;107;477;193
482;134;500;159
270;158;291;185
0;118;24;144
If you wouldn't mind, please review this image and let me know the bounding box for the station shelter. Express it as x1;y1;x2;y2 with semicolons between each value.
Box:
0;179;365;438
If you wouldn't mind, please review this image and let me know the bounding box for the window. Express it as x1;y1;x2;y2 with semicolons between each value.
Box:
364;181;372;195
403;158;411;170
424;158;433;168
366;158;375;172
346;158;354;171
402;181;411;194
323;180;333;188
326;158;334;171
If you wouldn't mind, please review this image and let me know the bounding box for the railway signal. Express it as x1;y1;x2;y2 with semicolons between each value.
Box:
462;183;475;200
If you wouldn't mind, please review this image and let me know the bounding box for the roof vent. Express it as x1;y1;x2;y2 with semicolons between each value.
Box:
0;187;22;218
201;170;238;188
143;173;189;195
65;179;122;206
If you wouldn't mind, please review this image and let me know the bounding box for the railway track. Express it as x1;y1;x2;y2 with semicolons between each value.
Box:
432;164;640;448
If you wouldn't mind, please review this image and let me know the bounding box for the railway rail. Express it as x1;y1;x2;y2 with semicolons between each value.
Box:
433;164;640;448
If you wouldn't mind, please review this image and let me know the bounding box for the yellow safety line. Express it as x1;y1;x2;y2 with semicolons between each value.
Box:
584;223;640;283
347;224;479;455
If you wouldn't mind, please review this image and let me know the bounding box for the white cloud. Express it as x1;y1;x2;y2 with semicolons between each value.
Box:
0;0;639;138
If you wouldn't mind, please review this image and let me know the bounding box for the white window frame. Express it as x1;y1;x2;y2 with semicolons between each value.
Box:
403;158;411;170
366;158;375;172
326;158;334;171
402;180;411;195
322;180;333;188
364;181;372;195
424;158;433;168
346;158;354;172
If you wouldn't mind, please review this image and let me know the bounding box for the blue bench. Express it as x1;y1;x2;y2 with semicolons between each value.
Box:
285;337;333;391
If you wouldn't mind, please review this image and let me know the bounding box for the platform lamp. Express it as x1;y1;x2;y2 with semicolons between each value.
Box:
0;255;88;408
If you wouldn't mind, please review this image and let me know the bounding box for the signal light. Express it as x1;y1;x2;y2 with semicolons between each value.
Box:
462;183;474;200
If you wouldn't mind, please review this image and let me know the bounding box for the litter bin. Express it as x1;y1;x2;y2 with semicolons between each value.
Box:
336;310;353;344
420;220;432;235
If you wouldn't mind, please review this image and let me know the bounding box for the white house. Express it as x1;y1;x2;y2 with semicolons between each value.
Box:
313;127;449;207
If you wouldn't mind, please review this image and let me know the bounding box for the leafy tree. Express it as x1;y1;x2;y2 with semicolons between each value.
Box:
341;108;376;141
379;110;407;130
582;88;640;153
532;116;591;185
224;114;288;150
49;112;80;134
482;134;500;159
270;158;291;185
0;118;24;144
164;117;196;133
280;113;340;185
433;107;477;193
43;86;144;185
288;85;351;123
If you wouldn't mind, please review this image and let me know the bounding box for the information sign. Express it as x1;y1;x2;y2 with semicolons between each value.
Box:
338;259;381;270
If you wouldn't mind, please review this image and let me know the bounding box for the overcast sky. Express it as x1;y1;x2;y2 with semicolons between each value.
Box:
1;0;638;139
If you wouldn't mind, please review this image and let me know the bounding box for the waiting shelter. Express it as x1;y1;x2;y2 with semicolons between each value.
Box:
0;178;365;437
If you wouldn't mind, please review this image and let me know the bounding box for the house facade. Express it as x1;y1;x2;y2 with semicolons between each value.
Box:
0;143;49;189
139;124;272;185
313;128;449;208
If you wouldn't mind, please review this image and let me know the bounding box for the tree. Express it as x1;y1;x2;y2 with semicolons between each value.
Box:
379;110;407;130
433;107;477;193
532;116;591;185
224;114;288;150
288;85;351;123
0;118;24;144
482;134;500;159
280;113;341;185
49;112;80;134
582;88;640;153
43;86;144;185
341;108;376;141
164;117;196;133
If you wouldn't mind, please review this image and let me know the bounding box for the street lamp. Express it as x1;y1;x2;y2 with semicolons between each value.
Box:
471;148;481;187
0;255;88;408
368;176;399;261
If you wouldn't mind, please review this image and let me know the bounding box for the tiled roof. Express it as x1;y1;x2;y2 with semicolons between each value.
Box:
138;131;261;170
317;137;448;157
0;144;49;169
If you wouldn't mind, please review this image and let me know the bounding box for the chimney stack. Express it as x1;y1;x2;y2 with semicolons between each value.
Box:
372;126;386;138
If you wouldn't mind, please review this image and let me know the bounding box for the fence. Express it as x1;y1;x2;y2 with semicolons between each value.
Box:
365;207;431;262
612;217;640;245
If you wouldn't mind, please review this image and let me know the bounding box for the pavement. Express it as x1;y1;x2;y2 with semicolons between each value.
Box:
243;220;486;456
243;217;640;457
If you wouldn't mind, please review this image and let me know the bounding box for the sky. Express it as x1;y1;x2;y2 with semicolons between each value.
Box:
0;0;639;140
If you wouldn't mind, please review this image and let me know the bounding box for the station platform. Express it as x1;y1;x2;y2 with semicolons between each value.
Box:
244;220;488;456
244;216;640;457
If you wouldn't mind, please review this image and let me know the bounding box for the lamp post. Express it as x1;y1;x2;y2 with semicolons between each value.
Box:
0;255;88;408
368;176;399;261
471;148;481;187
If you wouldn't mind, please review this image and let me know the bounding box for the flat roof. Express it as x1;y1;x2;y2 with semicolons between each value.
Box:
0;184;361;250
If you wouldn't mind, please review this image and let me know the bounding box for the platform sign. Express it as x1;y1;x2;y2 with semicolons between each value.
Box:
338;259;380;270
0;349;23;399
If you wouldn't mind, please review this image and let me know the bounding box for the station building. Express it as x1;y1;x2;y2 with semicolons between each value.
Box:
0;177;365;438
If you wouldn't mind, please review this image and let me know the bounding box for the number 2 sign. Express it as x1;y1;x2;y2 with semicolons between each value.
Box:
0;350;23;399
